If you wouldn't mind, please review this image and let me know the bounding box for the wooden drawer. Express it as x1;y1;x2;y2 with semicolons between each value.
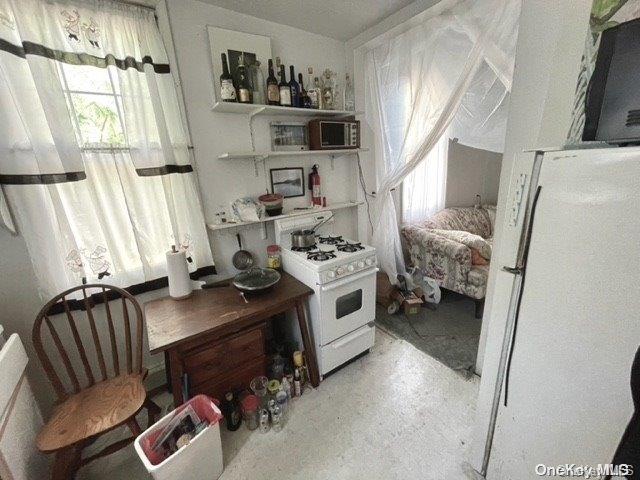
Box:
183;323;266;387
190;355;267;401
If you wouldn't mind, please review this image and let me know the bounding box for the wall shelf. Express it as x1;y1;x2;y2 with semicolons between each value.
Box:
207;201;363;232
218;148;368;160
212;101;363;117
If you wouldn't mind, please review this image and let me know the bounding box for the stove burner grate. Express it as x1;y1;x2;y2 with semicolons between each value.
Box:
292;244;317;252
307;250;336;261
336;242;364;253
318;235;343;245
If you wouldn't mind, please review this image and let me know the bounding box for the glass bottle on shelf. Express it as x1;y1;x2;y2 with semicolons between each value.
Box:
313;76;323;109
321;69;335;110
289;65;300;108
266;59;280;105
250;60;265;105
344;73;355;111
219;53;236;102
278;64;292;106
333;79;343;110
307;67;320;109
298;73;311;108
236;54;251;104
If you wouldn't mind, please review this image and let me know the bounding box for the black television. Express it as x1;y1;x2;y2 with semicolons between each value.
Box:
583;17;640;144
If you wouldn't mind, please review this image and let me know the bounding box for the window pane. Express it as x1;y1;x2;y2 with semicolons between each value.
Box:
60;63;112;94
70;93;125;146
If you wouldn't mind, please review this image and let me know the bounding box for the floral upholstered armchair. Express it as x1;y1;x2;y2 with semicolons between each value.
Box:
401;206;496;318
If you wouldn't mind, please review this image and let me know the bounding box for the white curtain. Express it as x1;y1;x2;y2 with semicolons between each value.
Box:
0;0;213;299
402;133;448;225
364;0;520;282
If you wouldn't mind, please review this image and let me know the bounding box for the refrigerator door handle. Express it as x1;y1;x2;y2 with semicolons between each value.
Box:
504;185;542;407
502;266;523;275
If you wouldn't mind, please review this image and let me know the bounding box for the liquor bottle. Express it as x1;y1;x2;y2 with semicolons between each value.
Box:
298;73;311;108
344;73;355;111
322;69;334;110
266;59;280;105
219;53;236;102
236;54;251;104
311;76;322;109
289;66;300;108
278;64;291;106
306;67;320;109
251;60;265;105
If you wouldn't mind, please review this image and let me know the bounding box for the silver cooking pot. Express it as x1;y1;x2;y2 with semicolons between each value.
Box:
290;213;333;249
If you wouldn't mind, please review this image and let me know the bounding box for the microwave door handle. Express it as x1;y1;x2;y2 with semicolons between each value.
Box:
319;267;378;292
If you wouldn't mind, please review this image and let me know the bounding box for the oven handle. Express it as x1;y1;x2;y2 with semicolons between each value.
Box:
319;267;378;292
329;322;375;349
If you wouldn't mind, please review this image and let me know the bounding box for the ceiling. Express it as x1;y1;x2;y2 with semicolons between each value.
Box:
197;0;417;41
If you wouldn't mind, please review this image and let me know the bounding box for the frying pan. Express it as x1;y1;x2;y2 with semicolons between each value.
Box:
232;233;254;271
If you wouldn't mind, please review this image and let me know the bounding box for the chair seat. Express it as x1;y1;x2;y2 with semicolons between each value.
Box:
36;373;146;453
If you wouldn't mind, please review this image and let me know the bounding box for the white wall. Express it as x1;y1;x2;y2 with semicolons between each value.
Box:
445;140;502;208
470;0;592;474
164;0;357;278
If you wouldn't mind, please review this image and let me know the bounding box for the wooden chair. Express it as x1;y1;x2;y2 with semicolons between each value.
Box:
32;284;161;480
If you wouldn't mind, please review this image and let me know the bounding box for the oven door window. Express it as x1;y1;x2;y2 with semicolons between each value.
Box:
336;289;363;319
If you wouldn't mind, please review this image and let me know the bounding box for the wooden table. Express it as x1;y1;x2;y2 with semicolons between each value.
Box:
145;272;319;405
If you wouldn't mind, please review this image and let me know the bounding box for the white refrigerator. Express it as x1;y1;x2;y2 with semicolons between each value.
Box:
484;147;640;479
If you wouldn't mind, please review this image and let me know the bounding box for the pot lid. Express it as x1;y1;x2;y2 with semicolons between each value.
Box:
233;267;281;291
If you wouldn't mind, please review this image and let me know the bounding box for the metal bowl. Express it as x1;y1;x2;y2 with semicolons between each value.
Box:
232;267;281;292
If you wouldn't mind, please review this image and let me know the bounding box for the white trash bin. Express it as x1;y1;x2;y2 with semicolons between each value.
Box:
134;395;224;480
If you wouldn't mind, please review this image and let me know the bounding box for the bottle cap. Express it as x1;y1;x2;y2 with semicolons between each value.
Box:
225;392;233;401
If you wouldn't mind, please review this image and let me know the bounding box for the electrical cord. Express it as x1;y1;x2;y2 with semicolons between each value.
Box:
356;151;375;233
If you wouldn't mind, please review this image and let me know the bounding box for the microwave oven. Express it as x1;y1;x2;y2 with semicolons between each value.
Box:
308;120;360;150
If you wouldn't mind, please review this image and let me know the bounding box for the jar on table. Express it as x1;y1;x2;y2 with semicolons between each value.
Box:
267;245;281;270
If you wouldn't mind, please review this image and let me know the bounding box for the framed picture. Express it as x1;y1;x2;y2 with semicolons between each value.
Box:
207;26;272;103
270;168;305;198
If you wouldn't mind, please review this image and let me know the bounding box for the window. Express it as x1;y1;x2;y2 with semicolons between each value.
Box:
58;63;126;148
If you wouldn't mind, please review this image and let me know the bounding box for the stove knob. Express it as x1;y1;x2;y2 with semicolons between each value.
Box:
357;261;365;269
365;258;374;266
336;266;345;276
347;264;355;272
327;271;336;279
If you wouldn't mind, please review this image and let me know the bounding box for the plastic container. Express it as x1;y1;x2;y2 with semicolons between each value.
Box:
134;395;223;480
266;244;282;269
241;394;260;430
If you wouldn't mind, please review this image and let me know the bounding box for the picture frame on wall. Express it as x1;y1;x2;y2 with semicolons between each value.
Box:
270;168;305;198
207;26;272;103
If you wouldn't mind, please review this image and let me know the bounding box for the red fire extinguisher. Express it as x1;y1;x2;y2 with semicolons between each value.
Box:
309;164;322;206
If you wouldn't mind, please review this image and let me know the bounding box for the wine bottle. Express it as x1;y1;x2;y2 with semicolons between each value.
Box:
289;66;300;108
219;53;236;102
298;73;311;108
266;59;280;105
236;54;251;104
344;73;355;111
312;76;322;109
278;65;291;106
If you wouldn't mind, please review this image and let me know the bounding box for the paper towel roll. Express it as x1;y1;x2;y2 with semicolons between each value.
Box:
166;248;192;299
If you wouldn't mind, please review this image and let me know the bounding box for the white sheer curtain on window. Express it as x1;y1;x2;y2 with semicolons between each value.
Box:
402;134;448;225
364;0;519;283
0;0;213;299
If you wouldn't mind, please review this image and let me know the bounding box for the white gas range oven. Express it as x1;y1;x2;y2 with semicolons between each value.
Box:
274;212;377;378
